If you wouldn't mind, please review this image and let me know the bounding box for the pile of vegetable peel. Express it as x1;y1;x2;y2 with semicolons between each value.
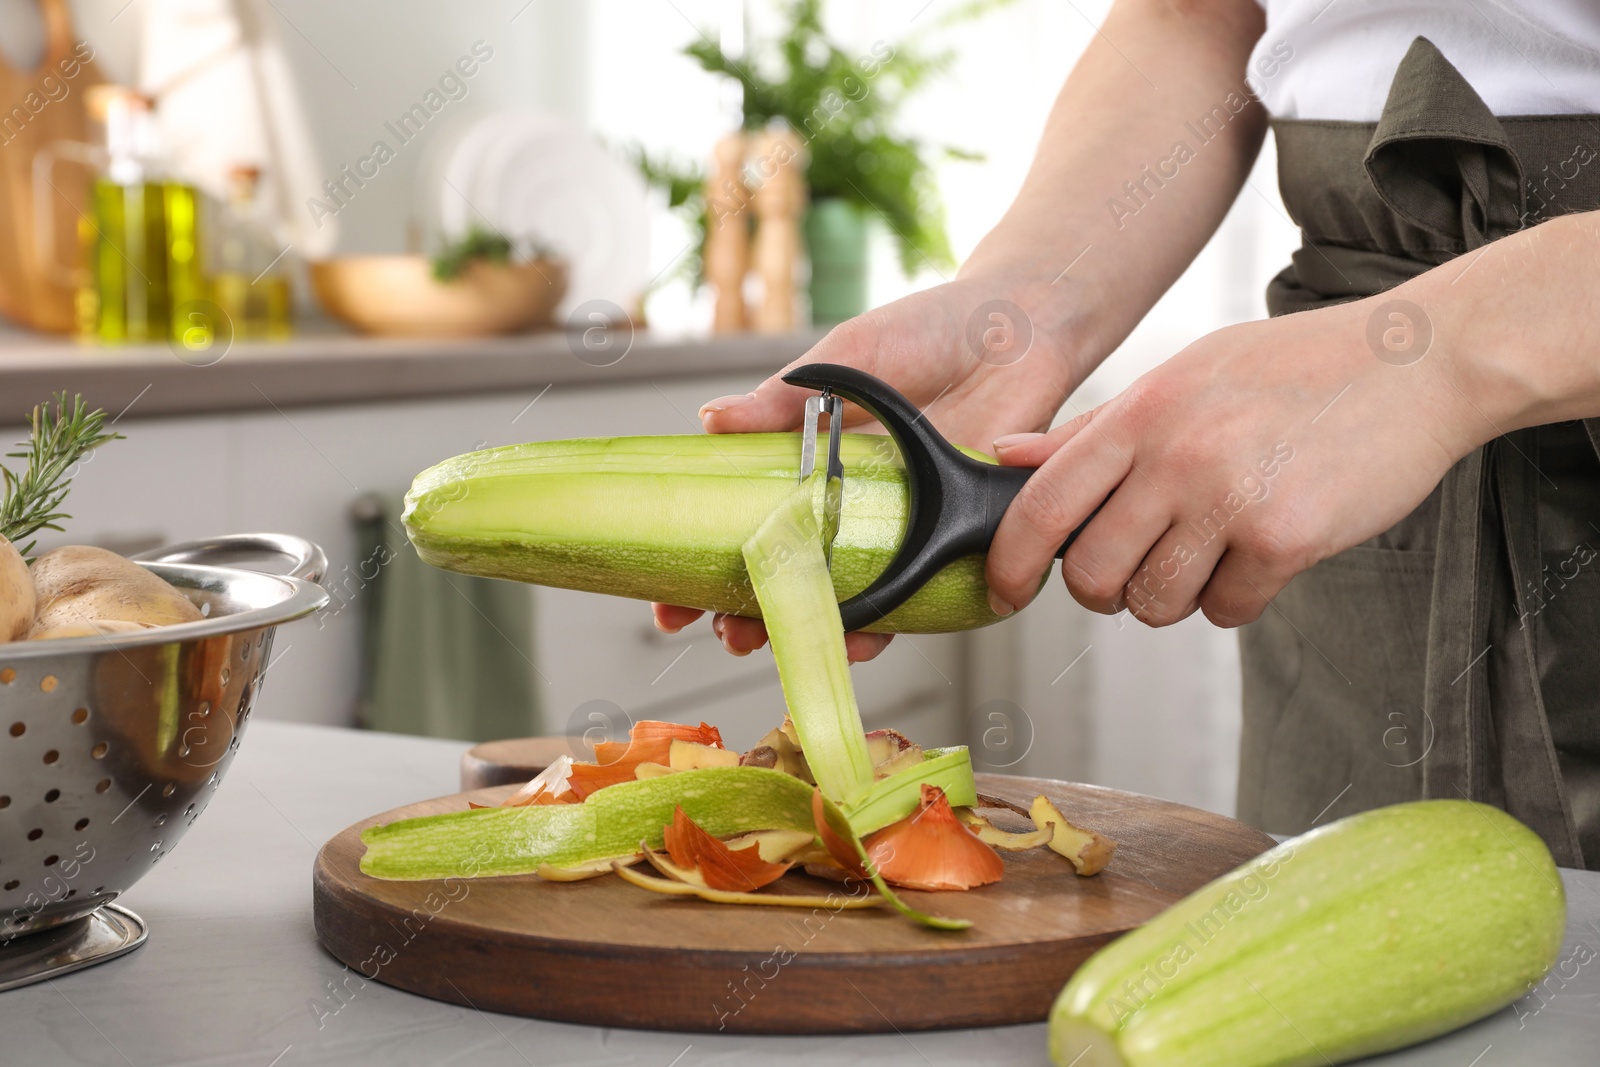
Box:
364;478;1116;930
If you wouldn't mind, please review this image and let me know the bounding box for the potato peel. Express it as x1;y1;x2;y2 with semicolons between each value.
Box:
959;809;1056;852
536;854;643;881
641;842;711;887
1030;795;1117;876
722;828;817;864
615;858;885;909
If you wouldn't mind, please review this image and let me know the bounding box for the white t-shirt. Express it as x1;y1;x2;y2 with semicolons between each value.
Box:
1246;0;1600;120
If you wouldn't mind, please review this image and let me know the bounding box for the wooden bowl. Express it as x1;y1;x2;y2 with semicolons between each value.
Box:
309;255;568;337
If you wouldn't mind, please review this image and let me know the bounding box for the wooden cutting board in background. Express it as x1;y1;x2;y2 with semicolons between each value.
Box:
458;734;582;790
0;0;102;334
314;751;1277;1034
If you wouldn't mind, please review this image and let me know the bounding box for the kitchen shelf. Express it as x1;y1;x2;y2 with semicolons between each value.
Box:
0;322;826;423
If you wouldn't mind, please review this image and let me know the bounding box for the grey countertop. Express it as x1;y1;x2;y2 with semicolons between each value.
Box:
3;720;1596;1066
0;325;824;422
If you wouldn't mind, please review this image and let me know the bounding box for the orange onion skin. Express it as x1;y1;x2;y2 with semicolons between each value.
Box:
663;806;791;891
862;784;1004;891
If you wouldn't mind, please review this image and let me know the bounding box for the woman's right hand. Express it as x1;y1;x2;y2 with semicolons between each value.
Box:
655;270;1084;661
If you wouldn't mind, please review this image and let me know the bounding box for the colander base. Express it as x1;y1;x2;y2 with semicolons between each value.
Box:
0;904;147;992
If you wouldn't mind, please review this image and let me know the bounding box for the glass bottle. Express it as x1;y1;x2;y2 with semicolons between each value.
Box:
77;85;205;346
207;165;293;341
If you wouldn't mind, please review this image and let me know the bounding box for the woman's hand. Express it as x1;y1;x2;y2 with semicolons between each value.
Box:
985;296;1485;627
651;0;1276;657
655;271;1085;660
697;272;1081;446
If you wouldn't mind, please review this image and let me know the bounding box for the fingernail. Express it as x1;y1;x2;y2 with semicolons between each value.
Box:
655;619;683;635
988;592;1015;617
699;393;755;418
993;432;1044;451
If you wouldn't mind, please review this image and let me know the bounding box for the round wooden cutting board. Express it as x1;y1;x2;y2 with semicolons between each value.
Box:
314;755;1275;1035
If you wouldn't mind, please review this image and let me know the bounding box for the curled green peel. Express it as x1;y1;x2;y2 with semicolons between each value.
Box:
741;480;875;805
844;747;978;835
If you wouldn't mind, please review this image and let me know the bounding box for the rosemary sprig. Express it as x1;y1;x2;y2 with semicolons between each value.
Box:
0;394;123;560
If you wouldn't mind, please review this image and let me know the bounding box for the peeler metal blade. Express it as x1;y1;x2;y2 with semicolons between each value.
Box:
799;392;845;569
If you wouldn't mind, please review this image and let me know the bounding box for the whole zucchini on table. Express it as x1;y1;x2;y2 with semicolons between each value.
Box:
403;433;1006;633
1050;799;1567;1067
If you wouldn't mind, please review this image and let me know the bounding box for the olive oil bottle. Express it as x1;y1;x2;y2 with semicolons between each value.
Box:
77;87;206;346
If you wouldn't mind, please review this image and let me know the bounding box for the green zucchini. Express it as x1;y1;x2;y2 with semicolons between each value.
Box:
403;433;1004;633
1050;799;1567;1067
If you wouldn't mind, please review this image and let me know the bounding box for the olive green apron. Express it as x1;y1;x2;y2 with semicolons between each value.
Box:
1238;37;1600;869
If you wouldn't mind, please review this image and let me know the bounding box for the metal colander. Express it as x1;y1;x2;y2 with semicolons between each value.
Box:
0;534;326;976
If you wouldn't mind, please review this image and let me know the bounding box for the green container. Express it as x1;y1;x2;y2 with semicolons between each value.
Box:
804;197;869;325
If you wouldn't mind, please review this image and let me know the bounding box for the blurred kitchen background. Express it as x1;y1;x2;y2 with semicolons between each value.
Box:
0;0;1301;817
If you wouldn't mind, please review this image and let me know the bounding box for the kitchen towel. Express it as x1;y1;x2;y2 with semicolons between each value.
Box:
352;492;541;742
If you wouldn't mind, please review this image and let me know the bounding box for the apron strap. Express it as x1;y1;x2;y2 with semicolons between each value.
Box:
1364;37;1526;250
1365;39;1585;865
1419;444;1492;804
1496;430;1583;863
1263;37;1529;313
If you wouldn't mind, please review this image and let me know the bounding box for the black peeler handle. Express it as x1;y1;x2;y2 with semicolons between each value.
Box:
782;364;1096;632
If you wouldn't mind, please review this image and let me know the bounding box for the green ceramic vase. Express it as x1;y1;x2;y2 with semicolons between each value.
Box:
803;197;869;325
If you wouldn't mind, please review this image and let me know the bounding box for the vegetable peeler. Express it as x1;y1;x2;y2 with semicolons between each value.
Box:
788;363;1095;632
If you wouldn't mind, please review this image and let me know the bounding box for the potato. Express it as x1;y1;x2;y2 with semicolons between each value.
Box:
28;545;204;637
1;535;34;642
29;618;153;642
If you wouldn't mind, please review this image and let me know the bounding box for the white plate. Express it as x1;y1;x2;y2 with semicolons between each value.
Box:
437;111;649;319
430;112;514;229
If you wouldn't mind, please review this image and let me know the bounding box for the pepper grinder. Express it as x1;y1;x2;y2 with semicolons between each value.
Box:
749;126;805;333
704;132;750;333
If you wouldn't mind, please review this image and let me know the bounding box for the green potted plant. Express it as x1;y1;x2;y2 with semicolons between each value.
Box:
637;0;1002;324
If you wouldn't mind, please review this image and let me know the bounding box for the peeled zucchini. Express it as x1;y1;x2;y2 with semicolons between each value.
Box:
1050;800;1567;1067
403;433;1004;633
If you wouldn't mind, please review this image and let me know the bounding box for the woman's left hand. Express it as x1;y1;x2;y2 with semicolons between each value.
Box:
985;296;1486;627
